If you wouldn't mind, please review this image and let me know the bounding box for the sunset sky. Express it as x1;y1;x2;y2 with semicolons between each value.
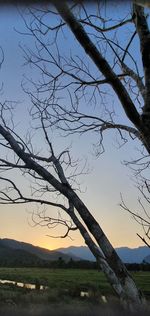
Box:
0;1;148;251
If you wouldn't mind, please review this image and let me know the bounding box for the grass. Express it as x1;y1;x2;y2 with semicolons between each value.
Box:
0;268;112;293
0;268;149;293
0;268;149;314
132;271;150;292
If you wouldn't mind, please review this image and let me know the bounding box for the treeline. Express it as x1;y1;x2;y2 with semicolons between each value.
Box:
0;256;98;269
0;256;150;271
48;259;150;271
126;263;150;271
47;258;150;271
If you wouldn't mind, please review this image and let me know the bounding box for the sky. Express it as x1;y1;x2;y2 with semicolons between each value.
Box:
0;1;149;251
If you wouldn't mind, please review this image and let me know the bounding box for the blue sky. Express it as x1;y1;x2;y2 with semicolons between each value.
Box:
0;2;148;250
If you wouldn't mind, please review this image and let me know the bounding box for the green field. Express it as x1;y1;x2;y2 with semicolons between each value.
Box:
0;268;111;291
0;268;149;299
0;268;149;315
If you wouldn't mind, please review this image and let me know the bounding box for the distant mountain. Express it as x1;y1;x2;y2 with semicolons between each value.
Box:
116;246;150;263
56;245;150;263
1;238;149;265
57;246;95;261
143;254;150;263
0;239;80;263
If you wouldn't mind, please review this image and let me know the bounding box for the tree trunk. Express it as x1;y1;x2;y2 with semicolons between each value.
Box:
63;187;145;307
69;206;125;300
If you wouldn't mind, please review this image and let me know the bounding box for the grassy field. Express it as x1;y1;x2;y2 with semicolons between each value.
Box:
0;268;149;315
0;268;111;292
0;268;149;296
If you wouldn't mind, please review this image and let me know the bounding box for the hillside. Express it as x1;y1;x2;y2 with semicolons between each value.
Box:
0;244;45;267
0;238;79;263
144;255;150;263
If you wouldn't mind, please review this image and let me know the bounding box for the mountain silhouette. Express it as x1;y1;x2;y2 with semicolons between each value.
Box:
0;238;79;266
0;238;149;264
56;245;150;263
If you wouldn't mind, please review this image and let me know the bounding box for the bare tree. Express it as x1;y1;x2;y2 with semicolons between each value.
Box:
17;1;150;245
0;102;145;308
51;1;150;154
0;0;149;309
53;0;150;246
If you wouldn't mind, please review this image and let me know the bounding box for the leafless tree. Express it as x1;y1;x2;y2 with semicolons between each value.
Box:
0;99;146;309
0;0;149;309
16;1;150;246
0;102;145;308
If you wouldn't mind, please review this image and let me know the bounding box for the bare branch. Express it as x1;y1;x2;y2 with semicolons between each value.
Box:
0;176;67;211
80;17;133;33
137;233;150;247
54;1;141;129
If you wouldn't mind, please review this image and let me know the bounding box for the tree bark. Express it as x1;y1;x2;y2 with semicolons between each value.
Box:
69;205;125;300
133;4;150;153
63;189;145;306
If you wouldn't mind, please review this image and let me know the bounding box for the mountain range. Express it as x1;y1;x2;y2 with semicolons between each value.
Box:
0;238;150;265
56;245;150;264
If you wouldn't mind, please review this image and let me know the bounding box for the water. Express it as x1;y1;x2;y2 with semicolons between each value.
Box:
0;279;48;290
0;279;107;302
